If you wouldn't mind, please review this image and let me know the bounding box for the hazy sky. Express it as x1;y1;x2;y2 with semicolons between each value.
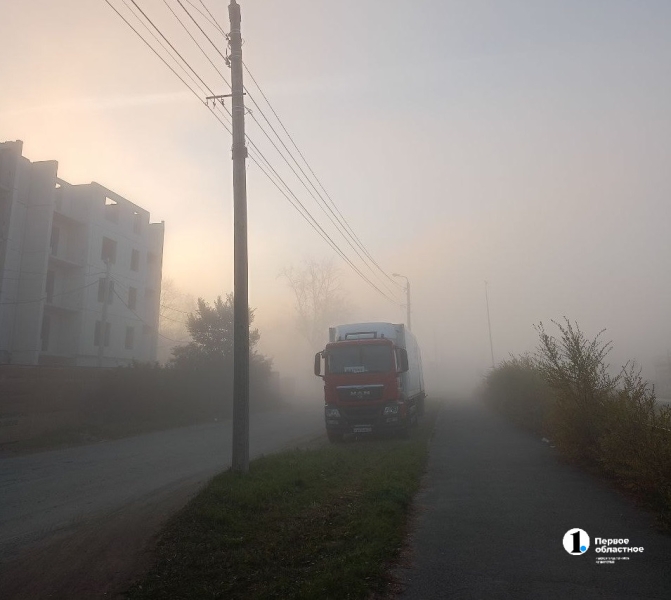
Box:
2;1;670;389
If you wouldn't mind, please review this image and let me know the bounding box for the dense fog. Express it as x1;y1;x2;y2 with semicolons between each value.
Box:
2;0;670;400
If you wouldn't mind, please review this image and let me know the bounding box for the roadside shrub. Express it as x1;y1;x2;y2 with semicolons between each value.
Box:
600;364;671;517
482;355;552;434
483;317;671;527
534;319;619;464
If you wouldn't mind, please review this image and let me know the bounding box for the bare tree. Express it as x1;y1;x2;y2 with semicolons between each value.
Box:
281;257;351;350
158;278;197;364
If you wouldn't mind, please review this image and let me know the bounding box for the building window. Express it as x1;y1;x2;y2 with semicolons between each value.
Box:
97;278;114;303
101;237;117;264
40;314;51;352
133;211;142;234
104;196;119;223
50;226;60;256
45;270;55;303
130;249;140;272
94;321;111;347
125;326;135;350
128;286;137;310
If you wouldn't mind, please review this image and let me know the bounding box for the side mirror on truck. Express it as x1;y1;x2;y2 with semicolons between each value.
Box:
397;348;409;373
314;352;323;378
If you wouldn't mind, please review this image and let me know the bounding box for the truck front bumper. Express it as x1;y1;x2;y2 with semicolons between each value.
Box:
325;403;411;435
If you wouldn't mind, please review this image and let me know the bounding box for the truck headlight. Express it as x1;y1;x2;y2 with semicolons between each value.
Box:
325;407;341;418
383;404;399;415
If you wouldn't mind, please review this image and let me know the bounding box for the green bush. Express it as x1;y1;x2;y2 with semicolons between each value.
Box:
599;364;671;516
482;355;553;434
534;319;620;463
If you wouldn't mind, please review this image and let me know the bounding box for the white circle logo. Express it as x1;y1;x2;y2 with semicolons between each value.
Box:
563;528;590;555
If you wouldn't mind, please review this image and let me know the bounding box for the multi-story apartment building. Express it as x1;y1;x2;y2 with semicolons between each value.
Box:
0;140;164;366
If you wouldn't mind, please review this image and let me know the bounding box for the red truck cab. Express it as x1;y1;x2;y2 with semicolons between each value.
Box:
314;335;412;442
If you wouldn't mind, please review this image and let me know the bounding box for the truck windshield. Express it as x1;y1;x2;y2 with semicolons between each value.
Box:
327;344;393;374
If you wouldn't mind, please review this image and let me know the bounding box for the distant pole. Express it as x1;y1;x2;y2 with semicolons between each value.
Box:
229;0;249;474
406;279;411;331
392;273;411;331
97;259;111;368
485;281;495;369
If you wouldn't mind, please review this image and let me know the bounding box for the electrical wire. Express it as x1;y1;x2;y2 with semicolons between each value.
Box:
242;62;403;290
168;0;398;302
103;0;400;304
163;0;229;91
111;276;190;327
197;0;226;36
243;107;399;299
0;279;100;306
174;0;231;76
126;0;217;97
112;288;187;342
182;0;222;33
178;1;399;292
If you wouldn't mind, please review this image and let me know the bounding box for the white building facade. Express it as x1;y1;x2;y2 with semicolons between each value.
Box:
0;140;164;366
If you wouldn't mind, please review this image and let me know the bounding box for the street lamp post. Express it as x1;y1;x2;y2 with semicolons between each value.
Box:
392;273;411;331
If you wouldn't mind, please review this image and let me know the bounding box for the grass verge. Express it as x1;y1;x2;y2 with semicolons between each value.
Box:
125;405;437;599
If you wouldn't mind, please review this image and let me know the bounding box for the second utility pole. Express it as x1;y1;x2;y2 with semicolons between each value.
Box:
229;0;249;474
485;281;495;369
97;259;111;368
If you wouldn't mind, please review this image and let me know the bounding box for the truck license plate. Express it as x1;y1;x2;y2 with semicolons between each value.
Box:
353;426;372;433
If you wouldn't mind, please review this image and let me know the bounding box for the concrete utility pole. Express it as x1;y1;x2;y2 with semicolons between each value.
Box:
229;0;250;474
393;273;411;331
485;281;495;369
97;259;111;367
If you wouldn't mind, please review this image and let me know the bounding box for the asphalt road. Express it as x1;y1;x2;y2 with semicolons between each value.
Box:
399;399;671;600
0;404;324;598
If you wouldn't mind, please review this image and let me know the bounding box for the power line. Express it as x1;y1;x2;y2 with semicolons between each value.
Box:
103;0;233;137
103;0;209;108
175;0;401;292
0;279;100;306
160;303;191;314
197;0;226;36
243;106;399;299
168;0;394;299
163;0;228;87
243;62;403;291
246;153;398;303
103;0;399;304
111;276;190;326
174;0;231;79
182;0;222;34
112;288;187;342
193;0;227;37
125;0;218;97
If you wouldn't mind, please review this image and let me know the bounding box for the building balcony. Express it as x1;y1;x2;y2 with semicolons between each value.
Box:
48;253;85;269
43;300;81;314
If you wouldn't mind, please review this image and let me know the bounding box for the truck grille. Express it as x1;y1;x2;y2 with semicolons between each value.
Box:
340;405;382;422
336;384;384;402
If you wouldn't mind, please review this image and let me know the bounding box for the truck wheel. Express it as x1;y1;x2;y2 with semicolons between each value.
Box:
327;431;344;443
398;419;411;439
